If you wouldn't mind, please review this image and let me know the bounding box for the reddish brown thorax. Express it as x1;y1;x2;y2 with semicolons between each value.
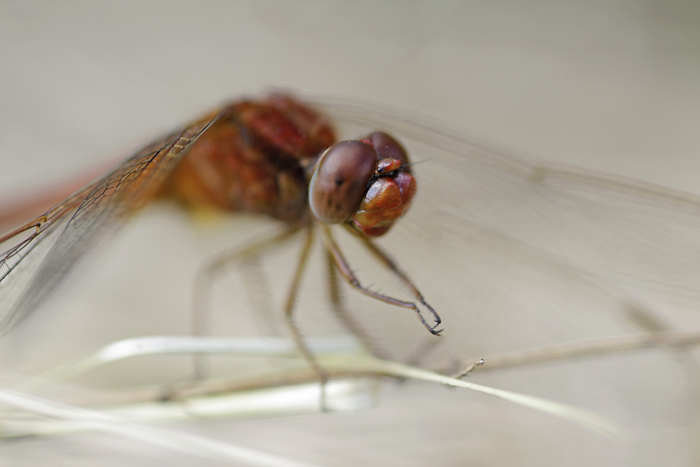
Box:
159;95;335;223
159;95;416;237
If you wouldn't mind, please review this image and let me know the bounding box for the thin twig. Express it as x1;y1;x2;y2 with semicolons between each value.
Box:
452;330;700;374
452;359;484;379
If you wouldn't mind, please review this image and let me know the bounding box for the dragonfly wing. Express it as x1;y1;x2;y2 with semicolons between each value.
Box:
316;98;700;354
0;112;220;335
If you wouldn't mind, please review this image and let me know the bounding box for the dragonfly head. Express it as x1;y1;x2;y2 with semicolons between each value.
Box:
309;131;416;237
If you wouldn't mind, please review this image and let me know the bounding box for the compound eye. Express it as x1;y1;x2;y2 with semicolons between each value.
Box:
368;132;410;168
309;140;377;224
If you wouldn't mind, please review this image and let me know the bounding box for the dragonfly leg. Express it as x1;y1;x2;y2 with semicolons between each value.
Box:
325;248;391;359
191;226;301;380
322;224;443;336
284;224;331;411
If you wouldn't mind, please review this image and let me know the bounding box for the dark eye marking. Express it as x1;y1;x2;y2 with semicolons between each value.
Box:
309;140;377;224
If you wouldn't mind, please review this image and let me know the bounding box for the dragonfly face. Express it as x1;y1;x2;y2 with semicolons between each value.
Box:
309;131;417;237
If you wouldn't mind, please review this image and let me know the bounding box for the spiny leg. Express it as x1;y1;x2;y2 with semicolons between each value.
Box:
191;226;302;380
343;226;445;363
284;224;330;410
321;224;442;335
325;248;391;359
343;225;443;335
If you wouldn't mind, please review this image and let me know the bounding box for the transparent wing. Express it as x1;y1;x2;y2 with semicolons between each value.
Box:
0;111;221;335
315;98;700;359
312;99;700;462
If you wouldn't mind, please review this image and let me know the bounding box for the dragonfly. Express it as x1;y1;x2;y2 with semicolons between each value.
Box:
2;94;700;464
3;94;700;356
0;94;445;397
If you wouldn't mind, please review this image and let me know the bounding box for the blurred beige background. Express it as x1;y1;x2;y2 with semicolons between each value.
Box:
1;1;700;466
2;1;700;195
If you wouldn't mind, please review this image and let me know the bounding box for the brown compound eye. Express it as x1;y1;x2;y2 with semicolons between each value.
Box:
309;140;377;224
368;131;410;169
